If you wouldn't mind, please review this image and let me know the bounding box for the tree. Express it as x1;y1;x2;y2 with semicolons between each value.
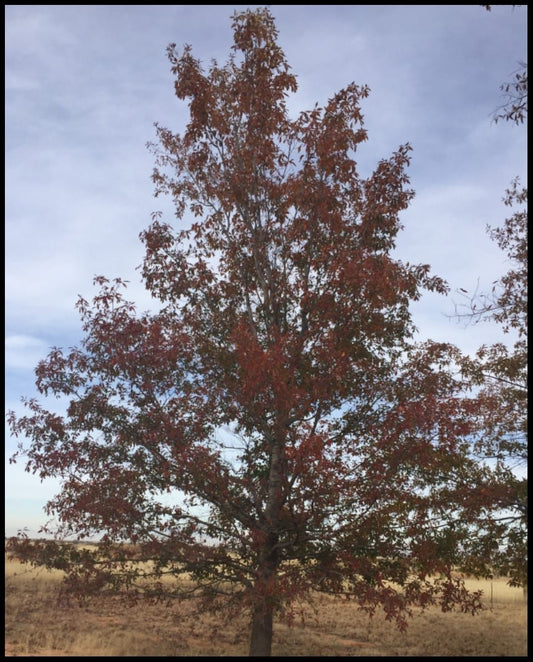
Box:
8;9;494;656
454;181;527;589
493;60;527;125
454;182;527;587
450;4;527;590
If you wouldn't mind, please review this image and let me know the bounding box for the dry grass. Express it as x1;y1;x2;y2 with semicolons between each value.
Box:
5;556;527;657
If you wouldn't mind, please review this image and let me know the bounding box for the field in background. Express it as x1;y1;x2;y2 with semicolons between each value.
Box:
5;555;527;657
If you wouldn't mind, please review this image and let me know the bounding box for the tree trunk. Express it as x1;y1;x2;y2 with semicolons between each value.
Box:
249;598;274;656
248;537;278;656
248;432;285;656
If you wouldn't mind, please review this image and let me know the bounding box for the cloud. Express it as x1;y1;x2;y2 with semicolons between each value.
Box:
5;335;50;371
4;4;527;534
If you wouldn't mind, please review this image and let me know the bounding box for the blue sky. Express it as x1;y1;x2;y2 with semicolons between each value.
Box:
5;5;527;537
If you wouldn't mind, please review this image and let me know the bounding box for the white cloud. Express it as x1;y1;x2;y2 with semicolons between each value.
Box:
5;335;49;371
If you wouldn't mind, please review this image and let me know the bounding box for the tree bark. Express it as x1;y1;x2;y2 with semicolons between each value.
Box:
249;594;274;656
248;437;284;656
248;532;279;656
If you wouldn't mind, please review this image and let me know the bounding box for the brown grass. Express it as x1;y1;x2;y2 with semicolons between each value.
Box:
5;557;527;657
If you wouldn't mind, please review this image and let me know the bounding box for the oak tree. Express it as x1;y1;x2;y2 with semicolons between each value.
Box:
454;184;527;588
7;9;497;656
452;9;527;588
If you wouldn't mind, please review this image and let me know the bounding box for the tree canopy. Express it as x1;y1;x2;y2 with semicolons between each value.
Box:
6;8;524;656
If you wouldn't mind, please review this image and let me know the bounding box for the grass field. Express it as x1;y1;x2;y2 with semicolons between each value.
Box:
5;556;527;657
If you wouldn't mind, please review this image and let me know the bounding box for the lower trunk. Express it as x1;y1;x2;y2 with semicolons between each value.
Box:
249;435;284;656
249;599;274;656
248;540;278;656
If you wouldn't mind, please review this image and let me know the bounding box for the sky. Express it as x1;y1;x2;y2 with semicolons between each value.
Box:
5;5;527;537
